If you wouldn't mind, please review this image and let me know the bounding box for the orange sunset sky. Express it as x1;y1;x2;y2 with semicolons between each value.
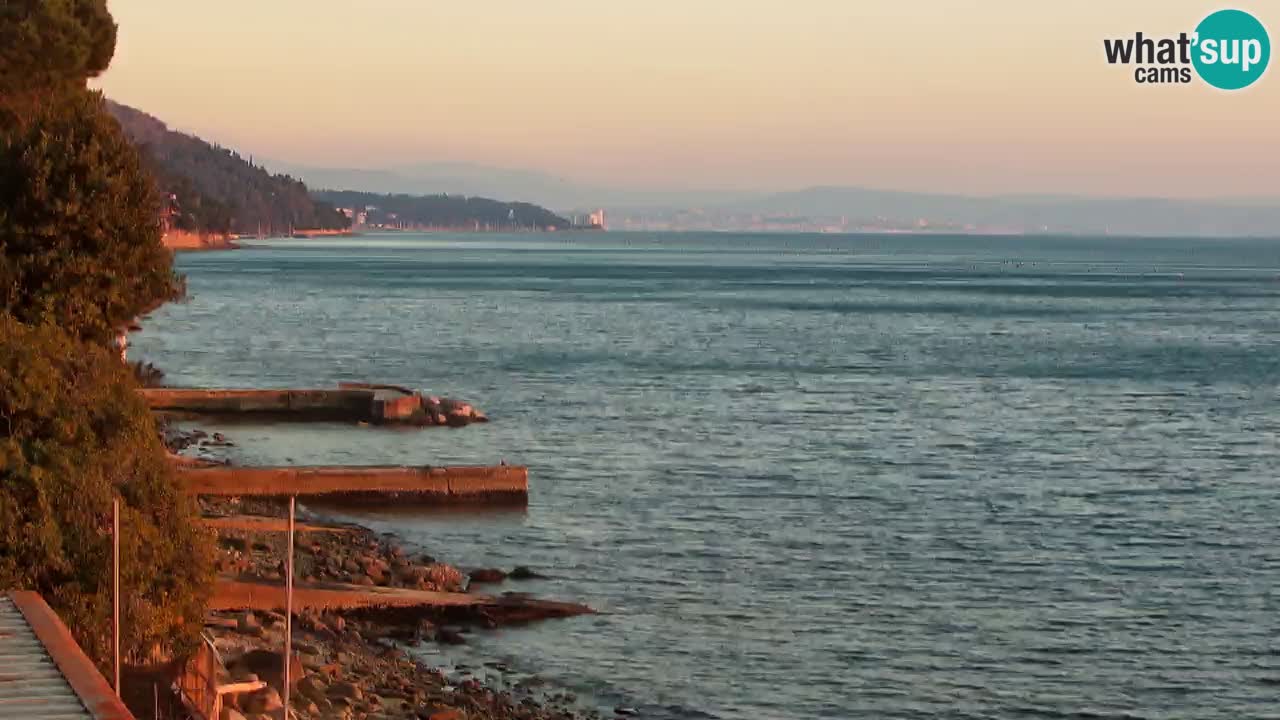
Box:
95;0;1277;198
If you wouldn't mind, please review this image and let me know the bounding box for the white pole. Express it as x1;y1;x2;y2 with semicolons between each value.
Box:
283;496;295;716
112;497;121;695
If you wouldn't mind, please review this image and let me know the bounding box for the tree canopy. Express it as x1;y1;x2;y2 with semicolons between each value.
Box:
0;0;117;115
0;317;213;668
0;0;213;675
108;101;351;235
316;189;569;230
0;90;183;345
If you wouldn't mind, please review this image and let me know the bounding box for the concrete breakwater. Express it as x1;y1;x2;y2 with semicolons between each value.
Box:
140;383;488;426
180;465;528;504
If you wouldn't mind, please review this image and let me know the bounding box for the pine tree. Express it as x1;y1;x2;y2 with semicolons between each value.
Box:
0;90;184;345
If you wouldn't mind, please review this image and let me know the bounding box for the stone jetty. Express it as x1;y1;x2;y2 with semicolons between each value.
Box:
180;465;528;504
140;383;488;426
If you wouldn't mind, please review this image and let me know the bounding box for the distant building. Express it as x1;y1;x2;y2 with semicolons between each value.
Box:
570;209;607;230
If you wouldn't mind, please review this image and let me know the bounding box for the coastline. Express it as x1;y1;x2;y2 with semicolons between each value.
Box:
159;426;599;720
162;228;359;252
163;229;241;252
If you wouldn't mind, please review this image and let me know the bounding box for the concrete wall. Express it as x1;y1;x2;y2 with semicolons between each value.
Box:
179;465;528;504
140;388;375;419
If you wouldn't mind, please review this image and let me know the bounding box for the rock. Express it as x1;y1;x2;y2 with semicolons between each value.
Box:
615;707;639;716
219;708;248;720
342;558;362;574
330;681;364;701
235;649;303;693
436;628;466;645
509;566;547;580
301;652;327;671
427;710;463;720
298;675;328;702
237;612;262;635
244;686;283;713
294;641;320;656
422;564;464;591
468;568;506;584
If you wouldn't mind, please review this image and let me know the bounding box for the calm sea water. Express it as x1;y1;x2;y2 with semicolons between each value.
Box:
135;233;1280;719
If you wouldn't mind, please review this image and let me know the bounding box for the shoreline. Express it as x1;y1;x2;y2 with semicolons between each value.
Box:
156;421;602;720
191;492;599;720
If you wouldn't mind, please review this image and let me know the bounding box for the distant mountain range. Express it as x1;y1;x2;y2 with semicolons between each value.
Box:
718;187;1280;237
263;160;752;213
268;159;1280;237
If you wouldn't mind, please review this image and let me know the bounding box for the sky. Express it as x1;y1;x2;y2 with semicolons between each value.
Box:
94;0;1278;198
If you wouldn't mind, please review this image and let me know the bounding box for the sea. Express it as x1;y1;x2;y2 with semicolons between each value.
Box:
133;232;1280;720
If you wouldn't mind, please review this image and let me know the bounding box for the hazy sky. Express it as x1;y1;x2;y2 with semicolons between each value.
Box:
95;0;1277;198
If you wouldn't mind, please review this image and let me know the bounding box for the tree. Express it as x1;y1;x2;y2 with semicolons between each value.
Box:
0;316;213;669
0;90;183;345
0;0;117;119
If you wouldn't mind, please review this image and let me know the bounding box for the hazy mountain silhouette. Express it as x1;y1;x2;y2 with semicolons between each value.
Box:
264;159;1280;237
262;159;753;212
735;187;1280;236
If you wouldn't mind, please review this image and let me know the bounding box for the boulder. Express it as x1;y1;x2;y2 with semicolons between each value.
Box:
436;628;466;645
234;649;303;693
244;686;283;714
422;563;464;591
298;675;328;702
219;708;247;720
236;612;262;636
468;568;506;584
509;566;547;580
329;680;364;701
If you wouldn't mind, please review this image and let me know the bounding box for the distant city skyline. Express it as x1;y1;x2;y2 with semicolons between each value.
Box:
95;0;1278;199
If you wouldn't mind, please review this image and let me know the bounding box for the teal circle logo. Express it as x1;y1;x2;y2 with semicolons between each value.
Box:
1192;9;1270;90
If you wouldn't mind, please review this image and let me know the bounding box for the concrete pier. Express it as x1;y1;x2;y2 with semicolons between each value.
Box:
139;386;487;426
179;465;528;504
210;578;593;620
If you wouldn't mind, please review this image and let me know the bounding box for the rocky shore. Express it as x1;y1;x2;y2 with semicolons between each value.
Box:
201;495;599;720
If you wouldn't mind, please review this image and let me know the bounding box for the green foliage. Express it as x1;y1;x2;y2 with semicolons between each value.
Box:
106;101;351;235
0;316;214;669
0;0;117;114
316;189;570;230
0;90;183;345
